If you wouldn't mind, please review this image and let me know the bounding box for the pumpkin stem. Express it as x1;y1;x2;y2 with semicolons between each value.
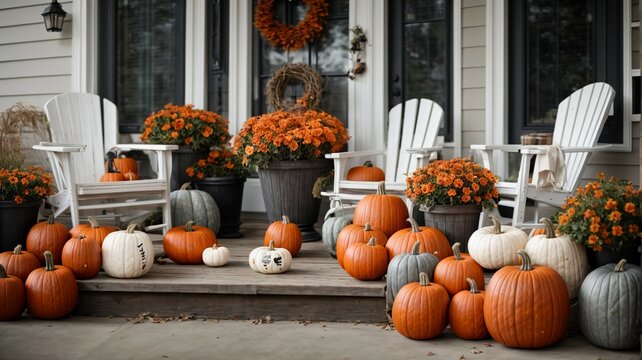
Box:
126;223;139;234
614;259;627;272
419;272;429;286
106;158;120;173
77;235;86;240
407;218;420;233
180;182;192;190
452;242;463;260
282;215;290;224
363;160;374;167
0;264;6;278
376;181;387;195
88;217;100;228
364;223;372;231
44;251;55;271
211;244;218;249
268;240;275;251
517;249;532;271
489;215;503;234
47;214;55;224
185;221;196;232
13;244;23;255
367;237;377;246
539;218;556;238
466;278;479;293
411;241;421;255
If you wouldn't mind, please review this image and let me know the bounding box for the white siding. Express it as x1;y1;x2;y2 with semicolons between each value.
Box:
460;0;485;156
0;1;73;111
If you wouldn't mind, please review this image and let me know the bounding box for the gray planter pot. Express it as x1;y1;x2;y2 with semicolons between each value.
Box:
422;204;482;252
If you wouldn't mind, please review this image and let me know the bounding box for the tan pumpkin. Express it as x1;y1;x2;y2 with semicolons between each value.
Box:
26;215;70;265
335;223;387;268
346;161;385;181
0;245;40;282
263;215;302;257
525;218;589;299
467;215;528;269
385;218;452;260
353;182;409;237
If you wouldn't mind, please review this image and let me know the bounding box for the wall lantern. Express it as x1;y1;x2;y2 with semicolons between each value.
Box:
42;0;67;32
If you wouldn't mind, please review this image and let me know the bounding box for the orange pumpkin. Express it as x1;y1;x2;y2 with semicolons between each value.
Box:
61;235;102;279
112;156;138;175
346;161;385;181
335;223;387;268
26;215;70;265
392;272;450;340
0;245;40;282
343;237;389;281
163;221;217;264
25;251;78;320
0;264;25;320
69;217;119;247
385;218;452;260
353;182;409;237
484;250;569;348
123;171;140;181
433;242;485;297
449;278;488;340
100;158;125;182
263;215;302;257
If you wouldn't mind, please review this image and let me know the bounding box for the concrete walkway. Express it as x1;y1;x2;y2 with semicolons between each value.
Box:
0;316;639;360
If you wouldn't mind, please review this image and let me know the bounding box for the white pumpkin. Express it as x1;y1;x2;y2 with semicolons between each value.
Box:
202;244;230;267
525;218;589;299
102;223;154;278
249;240;292;274
467;215;528;269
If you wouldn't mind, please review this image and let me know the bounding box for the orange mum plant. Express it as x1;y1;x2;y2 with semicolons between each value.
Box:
140;104;229;151
406;158;499;209
0;167;53;205
187;146;250;179
233;109;348;169
554;173;640;252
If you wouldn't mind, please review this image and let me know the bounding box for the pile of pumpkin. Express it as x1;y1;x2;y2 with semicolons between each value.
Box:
322;182;642;350
100;154;139;181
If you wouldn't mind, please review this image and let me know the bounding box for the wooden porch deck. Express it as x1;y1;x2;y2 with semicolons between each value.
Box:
74;213;387;323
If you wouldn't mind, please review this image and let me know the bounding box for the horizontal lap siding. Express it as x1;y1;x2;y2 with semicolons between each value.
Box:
461;1;485;157
0;1;72;112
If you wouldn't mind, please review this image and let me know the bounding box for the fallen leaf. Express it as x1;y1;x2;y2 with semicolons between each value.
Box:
469;347;482;354
482;343;493;347
459;356;466;360
426;351;435;356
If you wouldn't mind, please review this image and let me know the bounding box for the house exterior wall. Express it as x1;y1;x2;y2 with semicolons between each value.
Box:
0;0;73;111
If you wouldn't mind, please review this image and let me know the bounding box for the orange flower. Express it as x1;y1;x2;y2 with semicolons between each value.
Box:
607;211;621;222
170;131;179;139
589;223;600;233
245;146;255;156
604;199;617;210
13;196;23;204
611;226;623;237
453;178;464;188
583;209;595;219
447;189;457;197
8;176;18;184
588;234;599;244
624;202;636;214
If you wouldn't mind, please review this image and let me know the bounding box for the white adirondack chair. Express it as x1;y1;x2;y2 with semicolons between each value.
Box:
321;98;444;212
33;93;177;233
472;82;616;228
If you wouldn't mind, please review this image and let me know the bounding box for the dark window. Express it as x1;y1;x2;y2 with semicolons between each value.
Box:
208;0;229;118
389;0;452;141
508;0;623;144
252;0;349;125
99;0;186;133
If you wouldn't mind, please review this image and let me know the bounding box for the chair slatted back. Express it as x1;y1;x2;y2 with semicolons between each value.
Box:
44;93;119;184
386;99;444;183
552;82;615;193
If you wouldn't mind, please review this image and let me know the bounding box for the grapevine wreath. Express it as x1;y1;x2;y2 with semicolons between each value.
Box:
254;0;329;51
265;63;324;111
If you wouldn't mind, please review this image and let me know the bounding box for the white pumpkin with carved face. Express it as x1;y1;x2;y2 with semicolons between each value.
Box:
248;240;292;274
102;223;154;278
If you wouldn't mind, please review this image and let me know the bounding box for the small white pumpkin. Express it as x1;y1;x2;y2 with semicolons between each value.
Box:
249;240;292;274
525;218;589;299
202;244;230;267
102;223;154;278
467;215;528;269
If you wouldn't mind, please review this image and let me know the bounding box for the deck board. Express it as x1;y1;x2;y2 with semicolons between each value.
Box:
74;215;387;322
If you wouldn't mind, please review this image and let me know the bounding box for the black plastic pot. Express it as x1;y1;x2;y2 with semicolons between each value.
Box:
171;146;209;191
196;176;246;238
0;200;41;252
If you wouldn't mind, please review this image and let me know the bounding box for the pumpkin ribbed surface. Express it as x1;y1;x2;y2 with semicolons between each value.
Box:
171;183;221;234
0;245;40;282
26;215;70;265
343;238;388;281
61;236;102;279
335;223;387;268
346;161;385;181
322;215;352;258
102;224;154;278
385;218;452;260
433;242;485;297
392;272;449;340
353;182;409;237
25;251;78;320
69;217;119;247
0;264;25;320
468;216;527;269
484;250;569;348
164;221;217;265
449;278;488;340
264;216;302;257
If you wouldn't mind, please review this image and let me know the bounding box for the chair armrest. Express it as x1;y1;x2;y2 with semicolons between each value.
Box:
113;144;179;151
470;144;523;153
406;146;443;154
519;144;612;155
325;149;385;159
33;142;86;153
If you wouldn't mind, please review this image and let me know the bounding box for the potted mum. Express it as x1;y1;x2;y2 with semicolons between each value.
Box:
188;146;250;238
554;172;640;268
233;108;349;241
405;158;499;251
140;104;229;190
